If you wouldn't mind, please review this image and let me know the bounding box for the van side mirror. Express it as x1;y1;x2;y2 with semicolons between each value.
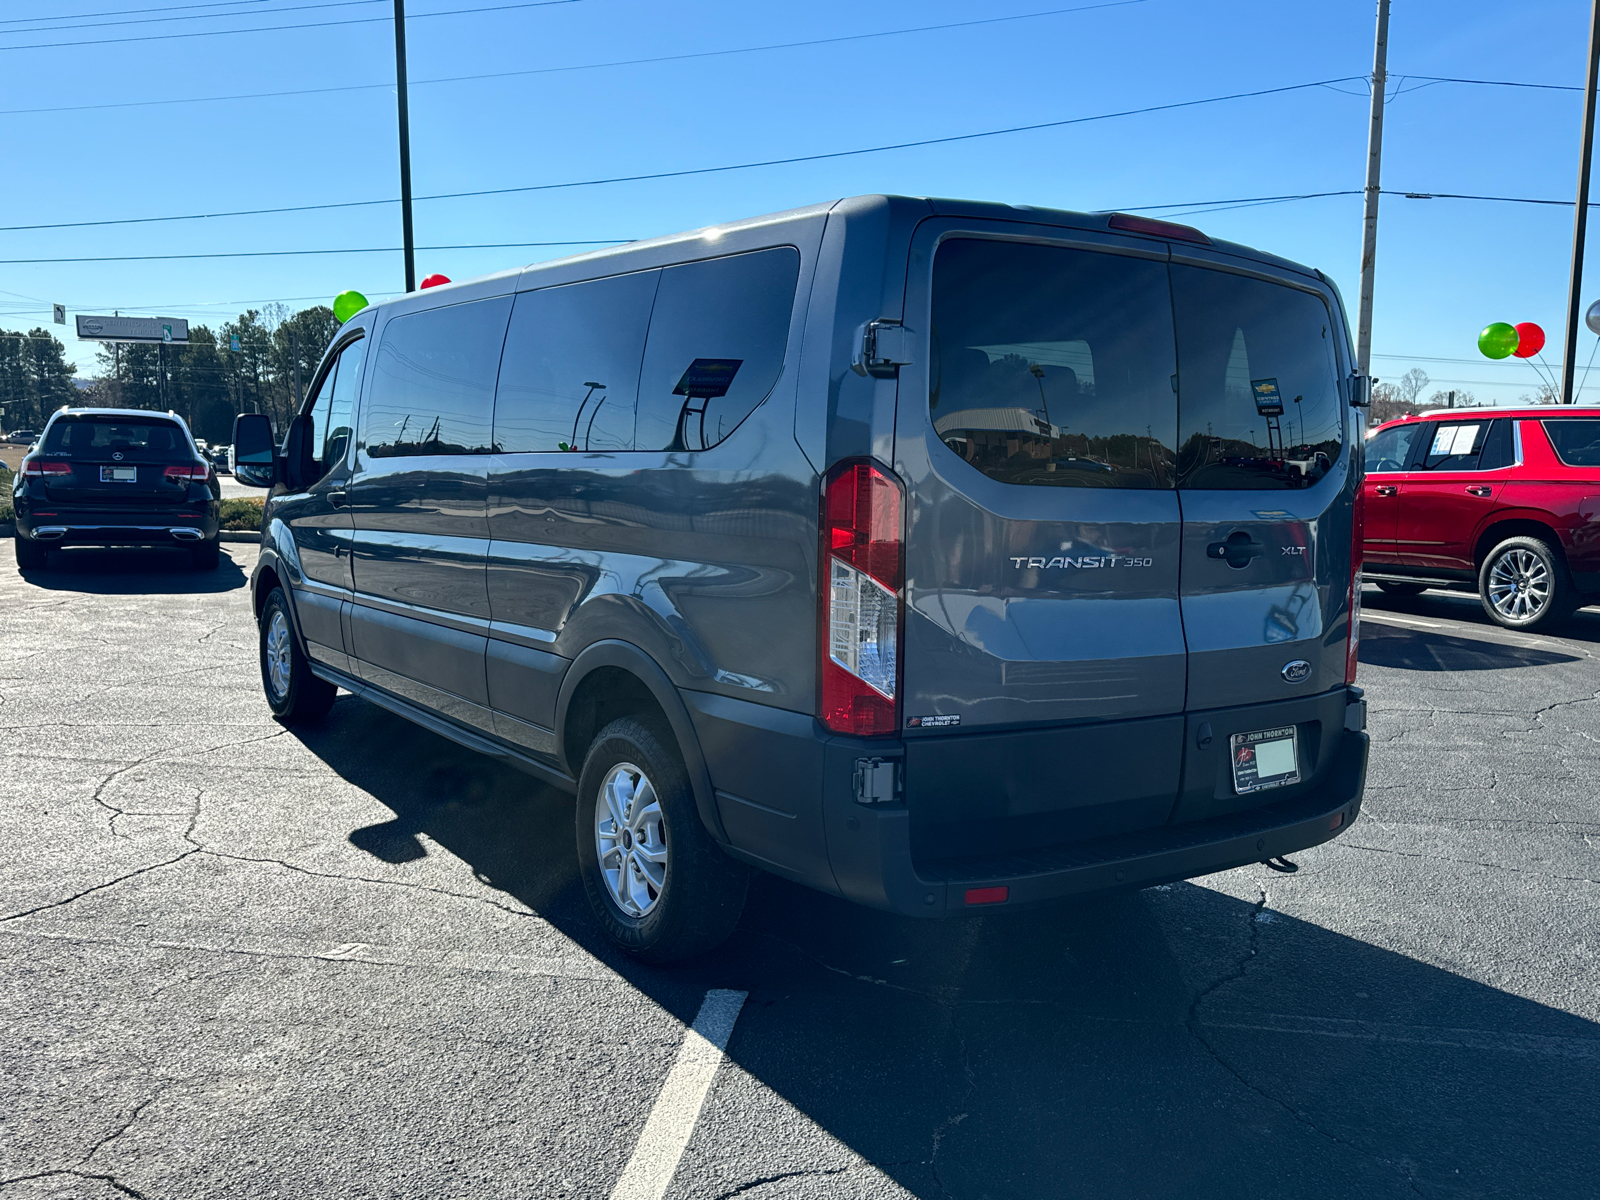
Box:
1347;374;1372;408
283;411;316;491
231;412;278;488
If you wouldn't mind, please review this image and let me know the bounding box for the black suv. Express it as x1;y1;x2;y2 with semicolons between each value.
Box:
11;408;222;570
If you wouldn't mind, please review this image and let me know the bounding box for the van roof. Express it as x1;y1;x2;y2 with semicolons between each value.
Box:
378;194;1328;311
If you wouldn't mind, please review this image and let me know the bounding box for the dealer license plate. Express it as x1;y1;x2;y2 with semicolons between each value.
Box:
100;466;137;482
1230;726;1300;794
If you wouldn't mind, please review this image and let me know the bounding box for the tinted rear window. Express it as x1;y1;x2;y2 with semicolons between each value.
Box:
41;415;190;460
633;247;800;452
1542;418;1600;466
1171;266;1342;489
363;297;511;457
929;239;1178;489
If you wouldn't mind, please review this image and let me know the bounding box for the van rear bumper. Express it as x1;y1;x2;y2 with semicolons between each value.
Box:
828;725;1368;917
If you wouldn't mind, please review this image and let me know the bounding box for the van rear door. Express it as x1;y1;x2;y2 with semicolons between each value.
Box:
1168;260;1352;708
896;230;1187;862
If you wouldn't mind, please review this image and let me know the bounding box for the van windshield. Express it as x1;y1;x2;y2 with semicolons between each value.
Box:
41;415;191;461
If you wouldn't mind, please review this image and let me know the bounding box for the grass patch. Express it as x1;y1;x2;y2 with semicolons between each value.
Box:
0;463;12;523
219;497;264;531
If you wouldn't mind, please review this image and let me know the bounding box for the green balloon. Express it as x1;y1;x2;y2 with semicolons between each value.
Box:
332;289;369;324
1478;322;1519;359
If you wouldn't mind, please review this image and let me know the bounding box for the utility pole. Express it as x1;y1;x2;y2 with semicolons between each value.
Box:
292;326;303;411
394;0;416;293
1355;0;1391;376
1563;0;1600;404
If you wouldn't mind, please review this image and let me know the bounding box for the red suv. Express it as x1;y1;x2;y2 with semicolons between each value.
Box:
1363;407;1600;630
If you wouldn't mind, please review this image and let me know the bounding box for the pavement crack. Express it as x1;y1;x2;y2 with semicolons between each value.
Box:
711;1168;851;1198
190;848;537;917
0;850;199;923
1184;886;1425;1196
1338;841;1600;886
0;1170;152;1199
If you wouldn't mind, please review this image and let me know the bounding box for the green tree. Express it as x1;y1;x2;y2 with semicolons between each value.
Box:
0;328;77;432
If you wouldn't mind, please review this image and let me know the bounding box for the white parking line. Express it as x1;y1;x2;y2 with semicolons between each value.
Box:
609;989;748;1200
1363;613;1444;629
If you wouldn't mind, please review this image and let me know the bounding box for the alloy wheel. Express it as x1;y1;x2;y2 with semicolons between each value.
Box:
265;608;293;700
1486;548;1551;622
594;761;668;919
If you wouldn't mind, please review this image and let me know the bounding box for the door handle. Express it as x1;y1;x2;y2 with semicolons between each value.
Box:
1465;485;1492;498
1206;531;1265;568
1374;485;1398;497
327;490;348;508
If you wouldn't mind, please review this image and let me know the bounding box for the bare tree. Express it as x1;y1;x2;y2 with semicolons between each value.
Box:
1397;368;1430;406
1425;389;1476;408
1518;381;1559;405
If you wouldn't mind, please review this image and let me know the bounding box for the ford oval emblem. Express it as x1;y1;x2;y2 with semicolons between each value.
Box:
1282;660;1312;684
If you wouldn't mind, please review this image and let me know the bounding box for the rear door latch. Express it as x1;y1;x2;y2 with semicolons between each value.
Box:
851;320;914;378
853;757;900;805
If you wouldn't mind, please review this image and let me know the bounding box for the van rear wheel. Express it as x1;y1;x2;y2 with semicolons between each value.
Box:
576;716;749;963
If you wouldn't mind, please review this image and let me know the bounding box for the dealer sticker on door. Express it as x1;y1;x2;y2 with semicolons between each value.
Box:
1230;726;1301;794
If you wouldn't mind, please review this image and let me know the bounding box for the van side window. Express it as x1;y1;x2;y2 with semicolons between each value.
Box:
362;297;511;457
493;271;658;454
929;238;1178;488
1542;417;1600;466
320;338;364;476
1171;267;1343;490
633;247;801;452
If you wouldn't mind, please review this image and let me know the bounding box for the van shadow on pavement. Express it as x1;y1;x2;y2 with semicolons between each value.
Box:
15;545;248;595
293;695;1600;1200
1359;619;1581;671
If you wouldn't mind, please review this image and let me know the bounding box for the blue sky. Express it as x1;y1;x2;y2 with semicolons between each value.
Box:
0;0;1596;404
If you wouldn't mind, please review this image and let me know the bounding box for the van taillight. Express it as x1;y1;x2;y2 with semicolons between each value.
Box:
21;460;71;478
820;459;903;737
1347;483;1364;684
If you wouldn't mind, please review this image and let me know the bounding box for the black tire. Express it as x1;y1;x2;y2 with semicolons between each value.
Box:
190;538;221;570
14;535;47;571
1376;581;1427;597
1478;536;1579;631
575;716;749;963
259;587;336;724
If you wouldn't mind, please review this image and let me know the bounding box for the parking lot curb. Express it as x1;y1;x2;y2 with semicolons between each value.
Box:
220;530;262;544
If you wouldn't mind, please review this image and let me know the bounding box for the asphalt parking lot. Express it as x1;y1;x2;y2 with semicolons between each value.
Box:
1;545;1596;1200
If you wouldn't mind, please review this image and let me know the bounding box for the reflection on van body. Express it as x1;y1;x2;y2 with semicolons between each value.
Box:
240;195;1369;960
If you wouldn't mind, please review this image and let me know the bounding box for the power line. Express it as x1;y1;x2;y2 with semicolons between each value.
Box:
1408;74;1583;93
0;75;1366;235
1115;189;1361;214
0;0;270;25
1;0;376;35
1387;188;1600;208
0;240;629;264
0;0;578;51
0;2;1148;117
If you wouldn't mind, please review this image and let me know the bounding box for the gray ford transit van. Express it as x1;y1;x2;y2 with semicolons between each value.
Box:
232;196;1370;961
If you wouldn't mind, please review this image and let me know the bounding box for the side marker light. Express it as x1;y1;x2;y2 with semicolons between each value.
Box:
964;886;1009;906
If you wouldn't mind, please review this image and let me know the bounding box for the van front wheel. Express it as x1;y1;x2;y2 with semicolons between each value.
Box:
576;716;749;963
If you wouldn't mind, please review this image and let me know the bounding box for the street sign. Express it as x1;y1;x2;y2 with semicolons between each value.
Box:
52;304;65;325
229;334;241;352
75;314;189;344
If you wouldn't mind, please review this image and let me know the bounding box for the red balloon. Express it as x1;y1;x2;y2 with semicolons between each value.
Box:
1513;321;1545;358
420;273;451;289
